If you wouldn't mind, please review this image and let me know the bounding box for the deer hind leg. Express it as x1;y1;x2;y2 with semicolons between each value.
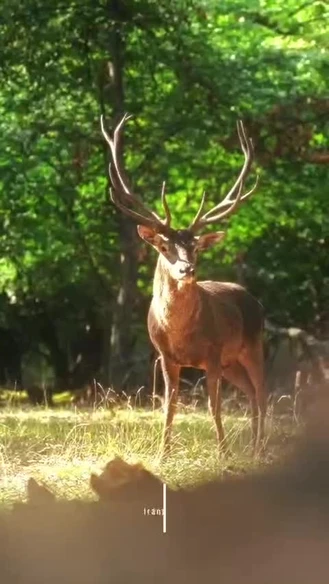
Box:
160;357;180;457
206;367;226;452
222;363;258;446
238;338;267;453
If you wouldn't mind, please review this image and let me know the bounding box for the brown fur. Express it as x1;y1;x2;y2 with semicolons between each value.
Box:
147;251;266;455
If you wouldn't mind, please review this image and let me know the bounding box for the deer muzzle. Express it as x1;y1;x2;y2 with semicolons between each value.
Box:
177;263;195;280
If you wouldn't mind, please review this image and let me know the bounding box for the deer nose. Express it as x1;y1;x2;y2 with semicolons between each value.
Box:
179;264;195;277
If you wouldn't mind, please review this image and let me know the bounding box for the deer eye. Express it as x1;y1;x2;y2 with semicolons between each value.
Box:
159;243;169;254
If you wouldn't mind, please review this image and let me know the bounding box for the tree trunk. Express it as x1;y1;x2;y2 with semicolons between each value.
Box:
109;216;139;388
99;2;140;390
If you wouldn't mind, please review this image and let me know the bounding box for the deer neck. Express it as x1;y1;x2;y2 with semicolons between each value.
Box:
152;256;200;328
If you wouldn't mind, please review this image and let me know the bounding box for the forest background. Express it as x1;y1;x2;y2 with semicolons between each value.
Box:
0;0;328;395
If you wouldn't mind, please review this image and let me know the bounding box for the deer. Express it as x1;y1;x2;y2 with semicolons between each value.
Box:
100;113;266;457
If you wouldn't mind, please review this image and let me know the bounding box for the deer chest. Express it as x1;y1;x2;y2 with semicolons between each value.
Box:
147;309;215;368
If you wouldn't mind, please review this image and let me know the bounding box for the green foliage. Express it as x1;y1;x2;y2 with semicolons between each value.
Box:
0;0;328;385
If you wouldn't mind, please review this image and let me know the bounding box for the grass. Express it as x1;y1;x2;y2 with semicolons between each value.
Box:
0;392;298;507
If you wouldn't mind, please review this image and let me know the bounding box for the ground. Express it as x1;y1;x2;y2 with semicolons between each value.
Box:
0;390;298;506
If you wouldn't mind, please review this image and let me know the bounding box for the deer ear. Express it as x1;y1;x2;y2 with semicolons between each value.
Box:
137;225;158;245
195;232;226;251
137;225;166;249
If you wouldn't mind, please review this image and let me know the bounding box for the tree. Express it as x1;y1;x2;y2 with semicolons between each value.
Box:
0;0;328;392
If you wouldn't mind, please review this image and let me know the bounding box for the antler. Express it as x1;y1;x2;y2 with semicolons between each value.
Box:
100;114;172;234
189;120;258;233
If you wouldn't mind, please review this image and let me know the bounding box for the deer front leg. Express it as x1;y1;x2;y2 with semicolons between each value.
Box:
206;367;226;452
160;356;180;457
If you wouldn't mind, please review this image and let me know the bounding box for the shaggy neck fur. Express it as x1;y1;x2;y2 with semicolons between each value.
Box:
152;255;201;328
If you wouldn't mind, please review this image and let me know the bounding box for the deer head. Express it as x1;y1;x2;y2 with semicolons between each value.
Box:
100;115;258;283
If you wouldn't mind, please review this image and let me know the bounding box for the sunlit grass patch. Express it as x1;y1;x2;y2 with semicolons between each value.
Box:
0;401;297;506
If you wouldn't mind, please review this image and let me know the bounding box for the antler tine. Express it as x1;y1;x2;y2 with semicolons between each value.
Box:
108;161;165;224
101;114;172;233
189;191;206;230
101;114;138;202
109;187;167;230
111;113;135;197
189;120;258;232
161;181;171;226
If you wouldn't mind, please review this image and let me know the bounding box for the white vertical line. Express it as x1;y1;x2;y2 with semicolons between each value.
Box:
163;482;167;534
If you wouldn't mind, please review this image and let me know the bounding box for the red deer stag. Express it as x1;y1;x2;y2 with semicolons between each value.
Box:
101;114;266;456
